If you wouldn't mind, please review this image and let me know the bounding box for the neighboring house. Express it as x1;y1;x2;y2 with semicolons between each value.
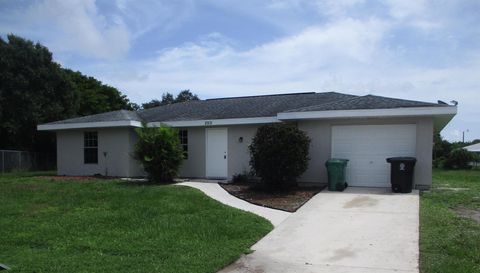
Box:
464;143;480;167
464;143;480;155
38;92;457;189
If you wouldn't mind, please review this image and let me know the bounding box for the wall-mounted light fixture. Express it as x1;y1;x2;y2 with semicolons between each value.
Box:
238;137;243;143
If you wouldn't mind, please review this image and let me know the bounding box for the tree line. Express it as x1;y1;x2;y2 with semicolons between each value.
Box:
433;133;479;169
0;34;198;153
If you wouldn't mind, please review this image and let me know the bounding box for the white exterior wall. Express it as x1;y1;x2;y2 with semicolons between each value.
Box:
414;118;434;188
177;125;259;179
227;125;260;179
128;129;146;177
55;117;434;188
56;127;141;177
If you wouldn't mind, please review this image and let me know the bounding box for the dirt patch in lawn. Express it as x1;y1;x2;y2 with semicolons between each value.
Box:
13;183;46;191
453;207;480;224
436;187;470;192
220;183;325;212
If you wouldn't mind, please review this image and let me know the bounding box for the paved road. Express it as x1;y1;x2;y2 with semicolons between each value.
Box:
220;187;419;273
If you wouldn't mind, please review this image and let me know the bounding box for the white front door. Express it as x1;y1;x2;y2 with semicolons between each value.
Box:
206;128;228;178
331;124;416;187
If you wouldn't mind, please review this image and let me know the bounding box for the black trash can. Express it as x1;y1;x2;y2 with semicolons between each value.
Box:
386;157;417;193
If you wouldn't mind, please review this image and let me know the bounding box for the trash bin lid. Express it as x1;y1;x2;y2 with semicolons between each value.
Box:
326;158;349;165
386;157;417;163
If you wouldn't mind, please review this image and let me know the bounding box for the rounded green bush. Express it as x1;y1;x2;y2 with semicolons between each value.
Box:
134;125;184;182
249;124;310;189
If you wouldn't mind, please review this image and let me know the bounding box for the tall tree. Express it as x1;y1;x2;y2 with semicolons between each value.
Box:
141;90;199;109
141;99;162;109
175;90;199;103
0;35;77;151
0;34;137;152
63;69;137;116
162;93;176;104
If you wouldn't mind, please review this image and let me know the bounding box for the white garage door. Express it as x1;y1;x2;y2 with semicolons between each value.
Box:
332;124;416;187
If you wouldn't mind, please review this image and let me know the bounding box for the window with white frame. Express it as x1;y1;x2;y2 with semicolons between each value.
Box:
179;129;188;159
84;131;98;164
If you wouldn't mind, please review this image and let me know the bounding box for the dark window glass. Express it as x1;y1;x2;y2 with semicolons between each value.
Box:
84;132;98;164
179;129;188;159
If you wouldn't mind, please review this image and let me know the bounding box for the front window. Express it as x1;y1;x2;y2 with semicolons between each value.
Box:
179;129;188;159
84;132;98;164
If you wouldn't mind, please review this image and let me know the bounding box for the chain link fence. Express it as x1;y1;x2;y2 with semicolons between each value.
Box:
0;150;56;173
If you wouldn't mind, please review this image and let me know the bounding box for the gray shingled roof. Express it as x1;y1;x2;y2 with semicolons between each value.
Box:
43;92;447;125
285;94;445;112
138;92;356;122
47;110;142;124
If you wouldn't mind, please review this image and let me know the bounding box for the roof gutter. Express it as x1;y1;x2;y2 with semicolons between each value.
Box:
277;106;457;120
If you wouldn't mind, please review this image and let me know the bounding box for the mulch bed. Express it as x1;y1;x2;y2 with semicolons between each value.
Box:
37;175;116;181
39;176;95;181
220;182;325;212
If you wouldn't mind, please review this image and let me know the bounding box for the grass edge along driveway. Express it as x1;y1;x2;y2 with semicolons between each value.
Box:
420;169;480;273
0;173;273;273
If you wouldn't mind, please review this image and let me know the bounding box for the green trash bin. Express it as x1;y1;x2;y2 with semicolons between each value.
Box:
325;159;349;191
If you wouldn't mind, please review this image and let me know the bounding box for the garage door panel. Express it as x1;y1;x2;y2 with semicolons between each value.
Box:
349;162;389;172
335;140;413;155
348;156;386;166
332;124;416;187
333;143;354;154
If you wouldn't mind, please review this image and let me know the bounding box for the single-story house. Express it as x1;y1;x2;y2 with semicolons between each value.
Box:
38;92;457;189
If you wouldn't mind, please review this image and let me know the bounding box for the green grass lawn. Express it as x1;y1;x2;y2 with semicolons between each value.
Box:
0;173;273;273
420;169;480;273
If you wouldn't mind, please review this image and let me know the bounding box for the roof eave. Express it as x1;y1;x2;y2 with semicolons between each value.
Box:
37;120;143;131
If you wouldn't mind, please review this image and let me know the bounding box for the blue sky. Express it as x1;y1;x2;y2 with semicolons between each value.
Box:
1;0;479;141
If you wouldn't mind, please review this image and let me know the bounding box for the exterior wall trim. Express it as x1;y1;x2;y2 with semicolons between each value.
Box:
148;116;280;127
37;120;142;131
277;106;457;120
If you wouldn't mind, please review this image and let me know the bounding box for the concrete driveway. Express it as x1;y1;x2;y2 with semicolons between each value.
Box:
220;187;419;273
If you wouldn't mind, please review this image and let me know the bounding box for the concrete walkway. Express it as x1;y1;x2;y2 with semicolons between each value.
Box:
176;182;290;226
220;187;420;273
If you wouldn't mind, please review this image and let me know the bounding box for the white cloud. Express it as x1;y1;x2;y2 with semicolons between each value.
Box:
206;0;367;33
1;0;130;60
250;18;387;64
384;0;442;30
212;0;444;32
0;0;195;60
89;10;479;141
2;0;477;141
385;0;427;19
100;18;389;100
264;0;364;15
312;0;366;17
114;0;194;39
